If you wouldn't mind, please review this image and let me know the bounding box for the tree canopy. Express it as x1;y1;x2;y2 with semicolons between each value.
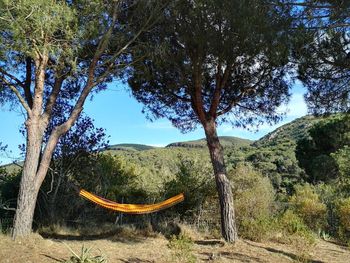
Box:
129;0;294;132
290;0;350;114
0;0;163;238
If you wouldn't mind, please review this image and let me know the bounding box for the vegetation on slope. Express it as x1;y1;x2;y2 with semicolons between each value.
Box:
106;144;156;152
167;136;252;149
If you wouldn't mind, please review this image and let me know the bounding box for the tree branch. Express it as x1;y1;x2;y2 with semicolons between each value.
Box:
0;76;32;115
191;54;207;124
24;57;33;108
42;75;64;121
32;53;49;116
0;68;25;88
209;64;231;117
0;204;16;212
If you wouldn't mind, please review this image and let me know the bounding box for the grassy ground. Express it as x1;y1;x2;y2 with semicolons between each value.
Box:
0;227;349;263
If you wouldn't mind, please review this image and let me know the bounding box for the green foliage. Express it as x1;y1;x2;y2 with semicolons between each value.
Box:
167;136;252;149
256;116;319;147
168;233;196;263
129;0;293;132
65;153;150;224
107;144;155;152
336;198;350;242
0;170;20;229
289;184;327;231
240;116;320;194
278;210;313;239
331;146;350;184
276;210;316;262
163;158;214;218
109;147;210;195
0;0;76;58
294;1;350;114
228;163;275;241
296;114;350;183
239;217;274;242
63;244;107;263
230;163;274;222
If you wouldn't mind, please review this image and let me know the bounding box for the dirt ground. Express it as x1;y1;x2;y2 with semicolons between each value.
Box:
0;232;349;263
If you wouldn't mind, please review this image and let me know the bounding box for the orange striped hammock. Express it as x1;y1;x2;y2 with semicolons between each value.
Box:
79;189;185;214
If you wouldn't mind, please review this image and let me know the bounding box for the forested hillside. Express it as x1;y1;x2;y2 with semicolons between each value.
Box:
166;136;252;148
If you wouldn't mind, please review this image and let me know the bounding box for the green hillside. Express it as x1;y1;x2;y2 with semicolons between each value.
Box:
255;115;320;147
106;143;155;152
1;162;22;174
166;136;253;148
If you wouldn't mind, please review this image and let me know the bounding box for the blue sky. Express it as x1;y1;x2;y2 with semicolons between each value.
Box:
0;81;307;164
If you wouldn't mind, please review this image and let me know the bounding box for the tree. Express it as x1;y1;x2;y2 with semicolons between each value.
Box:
296;114;350;183
289;0;350;114
0;0;161;238
39;111;109;224
128;0;293;242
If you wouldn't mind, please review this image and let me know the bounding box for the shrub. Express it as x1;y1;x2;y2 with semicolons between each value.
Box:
229;163;275;241
277;209;316;260
163;158;214;218
337;198;350;231
279;209;310;235
168;233;196;263
239;217;274;242
289;184;327;231
336;197;350;242
230;163;275;221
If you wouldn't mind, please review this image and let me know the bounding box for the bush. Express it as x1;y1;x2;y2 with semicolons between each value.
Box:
239;217;274;242
289;184;327;231
168;233;196;263
279;209;310;235
276;209;316;259
228;163;275;241
163;158;214;219
337;198;350;230
336;197;350;242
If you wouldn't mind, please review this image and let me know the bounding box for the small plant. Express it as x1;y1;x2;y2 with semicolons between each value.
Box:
63;243;107;263
318;230;331;241
168;233;196;263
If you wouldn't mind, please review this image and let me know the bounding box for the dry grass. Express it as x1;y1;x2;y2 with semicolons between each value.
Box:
0;225;349;263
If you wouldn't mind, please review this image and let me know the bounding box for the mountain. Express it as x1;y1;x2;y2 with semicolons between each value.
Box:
106;144;155;152
254;115;320;147
166;136;253;149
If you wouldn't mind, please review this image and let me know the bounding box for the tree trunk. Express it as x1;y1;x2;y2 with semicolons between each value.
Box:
204;119;238;243
12;120;44;238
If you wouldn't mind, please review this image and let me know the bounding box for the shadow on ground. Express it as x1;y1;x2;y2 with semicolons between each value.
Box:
246;241;324;263
39;229;146;244
200;251;267;262
119;258;155;263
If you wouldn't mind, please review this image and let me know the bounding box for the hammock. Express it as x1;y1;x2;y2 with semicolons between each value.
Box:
79;189;185;214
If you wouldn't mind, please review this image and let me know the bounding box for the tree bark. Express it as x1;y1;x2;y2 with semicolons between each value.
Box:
203;119;238;243
12;119;45;238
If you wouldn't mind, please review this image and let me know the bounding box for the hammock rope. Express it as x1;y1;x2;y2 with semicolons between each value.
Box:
79;189;185;214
